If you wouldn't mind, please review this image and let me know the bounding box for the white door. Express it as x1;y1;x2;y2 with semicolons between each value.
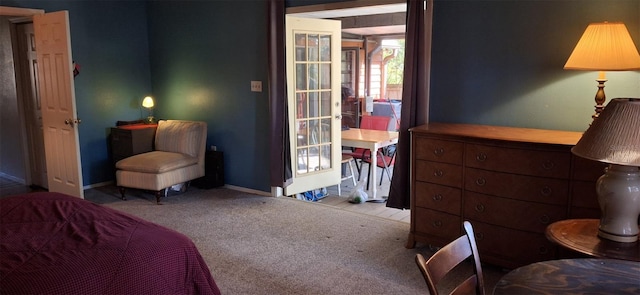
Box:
33;11;84;198
284;16;342;196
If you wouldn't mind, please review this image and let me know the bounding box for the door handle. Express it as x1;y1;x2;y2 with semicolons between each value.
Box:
64;118;82;127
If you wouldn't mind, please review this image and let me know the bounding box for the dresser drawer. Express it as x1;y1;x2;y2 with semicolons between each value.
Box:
414;207;461;242
471;220;557;268
570;180;599;208
569;180;600;219
414;182;461;215
571;155;607;181
414;137;463;164
415;160;462;188
464;191;566;233
465;144;570;178
464;168;569;205
569;207;601;219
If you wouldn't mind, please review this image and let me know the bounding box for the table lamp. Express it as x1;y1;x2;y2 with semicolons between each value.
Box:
142;96;155;124
564;22;640;119
571;98;640;242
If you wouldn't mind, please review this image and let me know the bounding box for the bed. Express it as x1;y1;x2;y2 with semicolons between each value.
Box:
0;192;220;294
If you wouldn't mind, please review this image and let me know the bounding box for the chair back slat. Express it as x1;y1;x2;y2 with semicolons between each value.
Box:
415;221;485;295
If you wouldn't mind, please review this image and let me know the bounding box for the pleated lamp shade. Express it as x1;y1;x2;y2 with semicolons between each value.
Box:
564;22;640;71
572;98;640;166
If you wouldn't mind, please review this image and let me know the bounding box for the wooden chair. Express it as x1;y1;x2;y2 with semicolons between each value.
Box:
415;221;485;295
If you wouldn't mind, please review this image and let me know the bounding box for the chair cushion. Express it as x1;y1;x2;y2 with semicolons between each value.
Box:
116;151;198;174
155;120;205;157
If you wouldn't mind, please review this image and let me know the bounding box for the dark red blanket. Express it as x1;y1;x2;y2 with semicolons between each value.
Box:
0;192;220;294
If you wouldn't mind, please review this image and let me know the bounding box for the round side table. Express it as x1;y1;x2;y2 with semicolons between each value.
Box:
545;219;640;262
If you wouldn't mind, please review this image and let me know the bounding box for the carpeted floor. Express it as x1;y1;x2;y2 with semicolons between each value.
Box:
83;185;508;294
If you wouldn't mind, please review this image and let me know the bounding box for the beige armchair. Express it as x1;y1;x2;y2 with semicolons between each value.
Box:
116;120;207;204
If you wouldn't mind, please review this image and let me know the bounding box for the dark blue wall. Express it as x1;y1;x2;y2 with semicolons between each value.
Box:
5;0;639;192
146;1;270;191
7;0;152;186
7;0;272;192
429;0;640;131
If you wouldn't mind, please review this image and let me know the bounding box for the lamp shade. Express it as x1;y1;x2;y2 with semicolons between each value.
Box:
572;98;640;166
142;96;154;108
564;22;640;71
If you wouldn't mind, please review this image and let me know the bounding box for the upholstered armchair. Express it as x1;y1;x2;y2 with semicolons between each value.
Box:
115;120;207;204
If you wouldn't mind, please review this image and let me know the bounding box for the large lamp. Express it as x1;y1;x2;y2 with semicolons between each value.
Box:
564;22;640;119
571;98;640;242
142;96;155;124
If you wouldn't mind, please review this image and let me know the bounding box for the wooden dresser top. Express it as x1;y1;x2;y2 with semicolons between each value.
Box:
410;123;585;146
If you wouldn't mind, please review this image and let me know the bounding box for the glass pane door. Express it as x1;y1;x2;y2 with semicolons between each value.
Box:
284;16;341;196
294;33;333;175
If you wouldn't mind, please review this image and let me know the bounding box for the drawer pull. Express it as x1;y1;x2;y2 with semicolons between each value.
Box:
539;246;549;255
475;178;486;186
539;214;551;224
475;153;487;162
432;220;443;228
476;232;484;241
433;194;443;201
434;170;444;177
433;147;445;156
540;186;552;196
475;204;485;213
542;161;555;170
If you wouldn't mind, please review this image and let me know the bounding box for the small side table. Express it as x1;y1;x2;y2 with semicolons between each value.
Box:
110;124;157;164
546;219;640;262
193;151;224;189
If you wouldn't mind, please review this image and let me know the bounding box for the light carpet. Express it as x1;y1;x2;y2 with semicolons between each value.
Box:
86;185;505;294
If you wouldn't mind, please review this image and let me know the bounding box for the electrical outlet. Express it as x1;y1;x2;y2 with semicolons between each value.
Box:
251;81;262;92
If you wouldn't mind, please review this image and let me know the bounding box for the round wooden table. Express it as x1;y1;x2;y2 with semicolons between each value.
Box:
493;258;640;294
546;219;640;261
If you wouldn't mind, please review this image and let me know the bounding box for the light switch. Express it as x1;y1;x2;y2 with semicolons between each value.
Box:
251;81;262;92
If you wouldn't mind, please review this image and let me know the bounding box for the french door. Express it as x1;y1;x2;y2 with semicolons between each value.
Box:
283;16;342;196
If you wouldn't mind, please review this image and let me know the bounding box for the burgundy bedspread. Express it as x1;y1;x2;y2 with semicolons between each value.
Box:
0;192;220;295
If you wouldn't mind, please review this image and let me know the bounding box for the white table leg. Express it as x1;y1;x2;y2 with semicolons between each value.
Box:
367;144;380;201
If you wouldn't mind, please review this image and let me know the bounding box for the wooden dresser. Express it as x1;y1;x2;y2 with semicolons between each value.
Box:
407;123;606;269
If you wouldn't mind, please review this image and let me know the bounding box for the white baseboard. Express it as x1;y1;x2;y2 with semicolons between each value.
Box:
224;184;271;197
83;180;114;190
271;186;283;197
82;180;272;198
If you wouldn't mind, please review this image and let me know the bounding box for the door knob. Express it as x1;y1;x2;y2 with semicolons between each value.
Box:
64;118;81;126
